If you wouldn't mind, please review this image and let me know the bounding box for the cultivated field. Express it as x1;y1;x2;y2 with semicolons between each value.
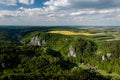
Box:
49;30;95;36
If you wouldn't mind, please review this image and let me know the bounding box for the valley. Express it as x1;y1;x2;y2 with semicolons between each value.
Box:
0;26;120;80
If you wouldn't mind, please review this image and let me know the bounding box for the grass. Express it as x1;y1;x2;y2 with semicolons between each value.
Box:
49;30;95;36
97;70;120;80
113;34;120;39
78;64;120;80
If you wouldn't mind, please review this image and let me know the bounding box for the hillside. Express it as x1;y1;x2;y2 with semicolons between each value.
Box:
0;27;120;80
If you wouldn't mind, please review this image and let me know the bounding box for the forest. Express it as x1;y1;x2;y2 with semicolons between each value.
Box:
0;26;120;80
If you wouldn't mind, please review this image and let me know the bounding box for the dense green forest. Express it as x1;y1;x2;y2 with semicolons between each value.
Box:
0;27;120;80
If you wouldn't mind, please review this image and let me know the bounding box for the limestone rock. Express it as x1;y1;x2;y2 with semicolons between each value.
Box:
30;36;46;46
68;45;76;57
1;63;5;68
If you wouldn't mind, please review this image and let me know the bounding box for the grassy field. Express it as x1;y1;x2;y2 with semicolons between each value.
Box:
78;64;120;80
49;30;95;36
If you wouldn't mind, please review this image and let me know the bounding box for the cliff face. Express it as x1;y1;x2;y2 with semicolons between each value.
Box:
68;45;76;57
30;36;46;46
1;63;5;68
101;53;111;60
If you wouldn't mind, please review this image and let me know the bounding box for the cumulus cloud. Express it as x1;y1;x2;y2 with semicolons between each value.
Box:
0;0;17;6
0;10;17;17
0;14;3;18
44;0;70;11
70;9;120;16
44;0;120;10
19;0;34;5
69;0;120;9
0;0;35;6
0;0;120;26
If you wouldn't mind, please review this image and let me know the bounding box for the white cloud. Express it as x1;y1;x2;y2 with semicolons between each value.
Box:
0;10;17;17
19;0;34;5
0;0;120;26
0;14;3;18
0;0;35;6
98;10;114;14
70;9;120;16
0;6;120;26
44;0;120;11
0;0;17;6
16;7;56;17
44;0;70;11
70;10;97;16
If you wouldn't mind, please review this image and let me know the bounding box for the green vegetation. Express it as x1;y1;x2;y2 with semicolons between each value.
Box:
0;27;120;80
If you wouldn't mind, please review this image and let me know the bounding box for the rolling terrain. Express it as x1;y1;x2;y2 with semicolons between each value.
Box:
0;26;120;80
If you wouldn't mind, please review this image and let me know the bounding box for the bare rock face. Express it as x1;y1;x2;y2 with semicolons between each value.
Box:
1;63;5;68
37;41;41;46
101;53;111;60
106;53;111;58
102;55;105;60
42;40;46;45
30;36;46;46
31;36;39;44
68;45;76;57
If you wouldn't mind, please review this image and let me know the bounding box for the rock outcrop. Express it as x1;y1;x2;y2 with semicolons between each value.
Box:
30;36;46;46
1;63;5;68
68;45;76;57
101;53;111;60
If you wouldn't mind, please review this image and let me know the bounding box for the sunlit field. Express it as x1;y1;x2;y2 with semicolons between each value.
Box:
49;30;95;36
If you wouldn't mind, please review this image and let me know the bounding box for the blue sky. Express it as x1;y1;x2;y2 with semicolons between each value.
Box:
0;0;47;10
0;0;120;26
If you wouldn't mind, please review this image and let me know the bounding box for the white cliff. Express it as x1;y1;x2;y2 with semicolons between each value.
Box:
1;63;5;68
68;45;76;57
30;36;46;46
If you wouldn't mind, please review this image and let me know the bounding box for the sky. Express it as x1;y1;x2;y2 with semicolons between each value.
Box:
0;0;120;26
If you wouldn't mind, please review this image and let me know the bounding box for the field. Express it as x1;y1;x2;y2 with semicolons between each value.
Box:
49;29;120;41
79;64;120;79
49;30;95;36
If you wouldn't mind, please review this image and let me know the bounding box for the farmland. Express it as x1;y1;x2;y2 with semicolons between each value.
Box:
49;30;95;36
